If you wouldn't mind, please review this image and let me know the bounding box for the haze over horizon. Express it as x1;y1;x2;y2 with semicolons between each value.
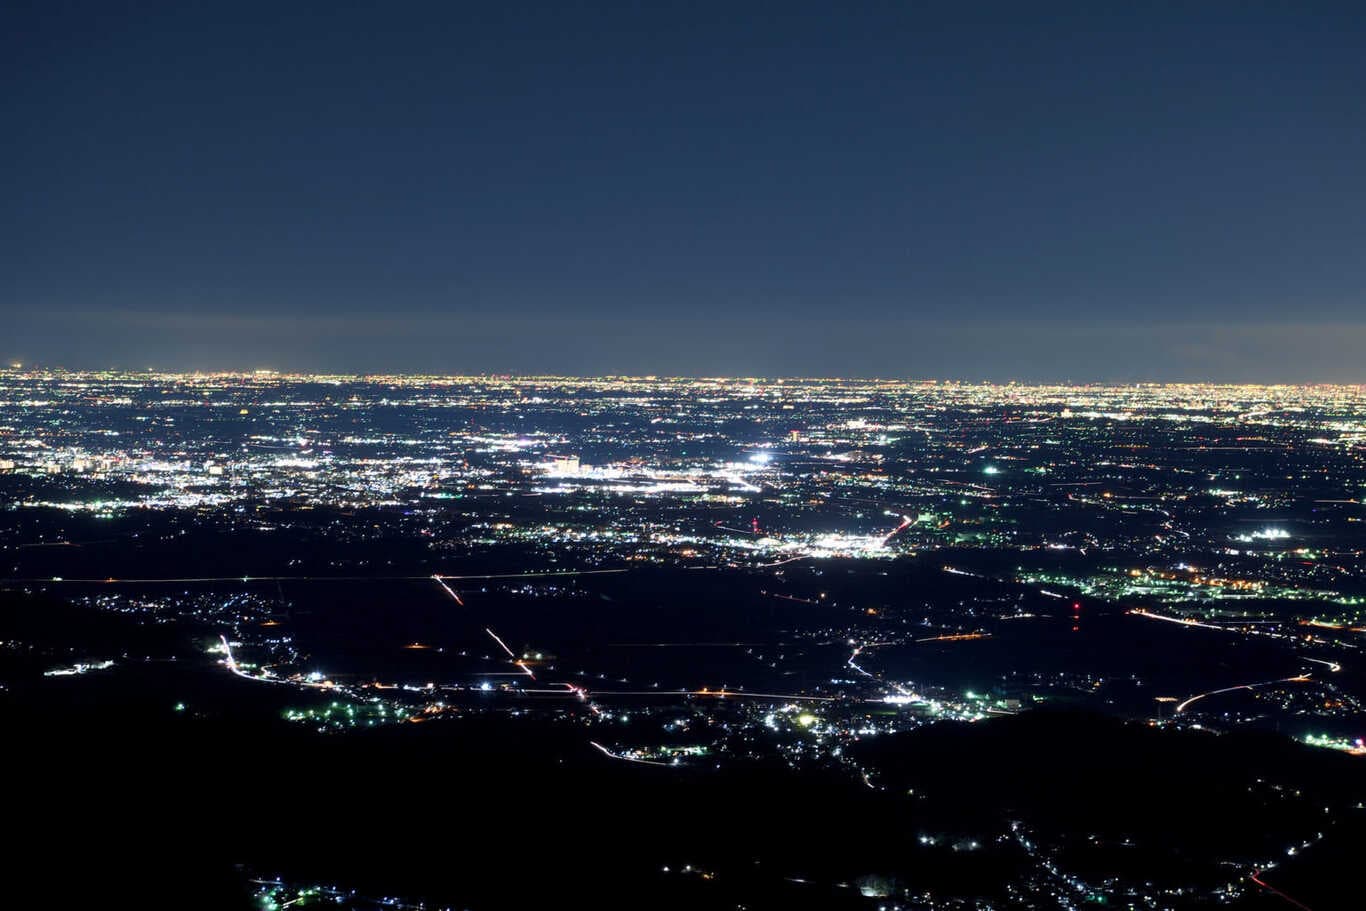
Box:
6;2;1364;380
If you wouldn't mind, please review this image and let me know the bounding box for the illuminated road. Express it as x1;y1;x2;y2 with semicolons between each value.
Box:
219;635;248;678
218;635;339;690
218;635;289;686
847;642;916;699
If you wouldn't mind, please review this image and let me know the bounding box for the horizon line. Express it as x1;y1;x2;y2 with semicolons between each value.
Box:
1;366;1362;389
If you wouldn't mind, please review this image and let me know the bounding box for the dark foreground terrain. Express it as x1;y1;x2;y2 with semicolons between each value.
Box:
6;591;1361;910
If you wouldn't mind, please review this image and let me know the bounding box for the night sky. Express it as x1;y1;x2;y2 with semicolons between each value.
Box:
6;2;1365;380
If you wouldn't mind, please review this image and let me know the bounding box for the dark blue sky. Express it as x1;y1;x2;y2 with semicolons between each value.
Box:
5;2;1364;379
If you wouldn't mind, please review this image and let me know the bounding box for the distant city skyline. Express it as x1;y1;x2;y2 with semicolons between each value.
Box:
6;3;1365;380
7;316;1366;383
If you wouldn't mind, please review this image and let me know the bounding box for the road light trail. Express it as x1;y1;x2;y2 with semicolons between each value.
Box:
1300;656;1341;673
485;627;516;659
7;568;630;585
762;591;820;605
914;632;990;643
581;688;836;702
1130;611;1355;675
554;682;602;714
1175;674;1311;714
882;514;912;545
589;741;672;766
681;688;837;701
1128;607;1237;632
607;641;772;647
1249;869;1313;911
485;627;535;680
756;555;808;568
432;575;465;606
